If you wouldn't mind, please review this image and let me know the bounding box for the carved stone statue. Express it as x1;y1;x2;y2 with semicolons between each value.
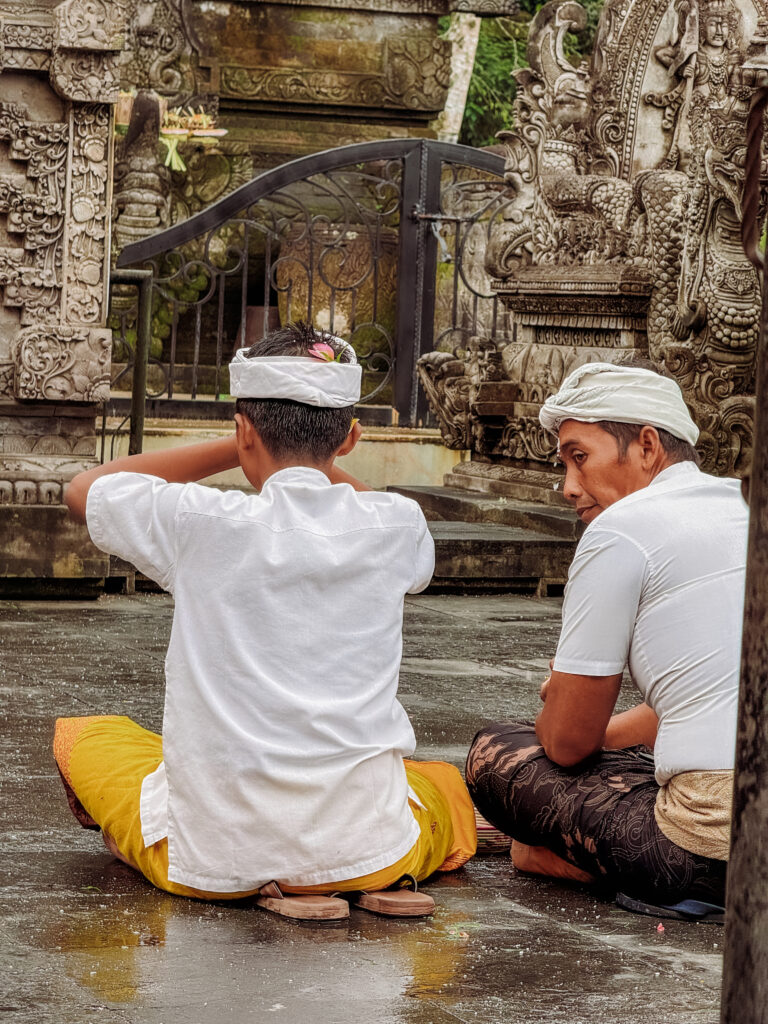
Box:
113;89;171;253
420;0;768;496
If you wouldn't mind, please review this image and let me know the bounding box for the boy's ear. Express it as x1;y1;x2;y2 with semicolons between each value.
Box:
234;412;257;449
335;418;362;458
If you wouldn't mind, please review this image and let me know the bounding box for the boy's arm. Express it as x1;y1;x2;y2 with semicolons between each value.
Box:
65;437;240;523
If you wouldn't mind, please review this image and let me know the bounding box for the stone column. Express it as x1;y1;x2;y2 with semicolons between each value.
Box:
0;1;125;592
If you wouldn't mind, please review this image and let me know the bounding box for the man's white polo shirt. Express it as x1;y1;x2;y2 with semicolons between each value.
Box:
553;461;748;784
86;467;434;892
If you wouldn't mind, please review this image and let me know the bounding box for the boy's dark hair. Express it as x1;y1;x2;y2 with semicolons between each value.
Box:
595;355;700;466
234;321;355;463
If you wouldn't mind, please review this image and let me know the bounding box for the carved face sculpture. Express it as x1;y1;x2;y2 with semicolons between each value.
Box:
552;72;590;128
703;14;728;48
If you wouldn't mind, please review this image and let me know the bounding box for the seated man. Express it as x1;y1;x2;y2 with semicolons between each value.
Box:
54;322;476;921
466;361;746;917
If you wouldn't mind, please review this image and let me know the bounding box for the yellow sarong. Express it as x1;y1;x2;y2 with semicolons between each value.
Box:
54;716;476;901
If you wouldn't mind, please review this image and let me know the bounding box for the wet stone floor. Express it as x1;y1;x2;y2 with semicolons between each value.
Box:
0;593;723;1024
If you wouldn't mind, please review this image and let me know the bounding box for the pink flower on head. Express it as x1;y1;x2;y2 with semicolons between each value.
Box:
307;341;337;362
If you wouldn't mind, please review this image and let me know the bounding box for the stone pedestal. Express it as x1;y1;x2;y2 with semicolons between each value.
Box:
0;1;125;588
425;267;652;502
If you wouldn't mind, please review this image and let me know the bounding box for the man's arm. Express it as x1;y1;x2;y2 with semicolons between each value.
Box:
327;463;371;492
535;669;623;766
603;702;658;749
65;437;241;523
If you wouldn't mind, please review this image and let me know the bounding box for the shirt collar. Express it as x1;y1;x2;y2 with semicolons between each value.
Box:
648;461;701;488
260;466;332;491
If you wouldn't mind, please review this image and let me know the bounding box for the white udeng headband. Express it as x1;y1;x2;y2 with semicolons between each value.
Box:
539;362;699;445
229;343;362;408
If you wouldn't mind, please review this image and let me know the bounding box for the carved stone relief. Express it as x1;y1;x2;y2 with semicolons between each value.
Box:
118;0;197;103
13;326;111;402
260;1;519;12
55;0;129;51
67;103;111;324
214;36;452;112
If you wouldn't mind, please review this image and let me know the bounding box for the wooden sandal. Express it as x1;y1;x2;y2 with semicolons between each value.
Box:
349;875;435;917
257;882;349;921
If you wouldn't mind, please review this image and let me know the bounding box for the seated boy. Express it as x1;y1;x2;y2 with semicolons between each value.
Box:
54;322;476;920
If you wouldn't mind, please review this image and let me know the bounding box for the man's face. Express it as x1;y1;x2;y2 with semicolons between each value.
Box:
558;420;651;525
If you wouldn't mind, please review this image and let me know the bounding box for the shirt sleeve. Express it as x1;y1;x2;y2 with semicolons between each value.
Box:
85;472;185;592
553;525;648;676
407;506;435;595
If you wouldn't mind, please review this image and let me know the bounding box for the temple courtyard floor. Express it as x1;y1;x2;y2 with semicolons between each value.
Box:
1;592;722;1024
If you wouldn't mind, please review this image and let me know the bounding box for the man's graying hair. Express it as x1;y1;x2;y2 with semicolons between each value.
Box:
235;321;355;463
595;356;701;467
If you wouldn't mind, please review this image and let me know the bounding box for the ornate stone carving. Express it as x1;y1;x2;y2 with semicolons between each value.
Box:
450;0;520;11
67;103;110;323
424;0;768;485
0;2;119;584
13;326;111;402
418;351;472;449
50;49;122;102
264;1;518;12
3;24;55;53
119;0;197;103
0;102;68;327
55;0;128;51
0;453;97;506
217;36;451;112
113;90;172;251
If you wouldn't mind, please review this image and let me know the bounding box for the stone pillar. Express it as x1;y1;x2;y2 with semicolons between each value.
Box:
0;1;125;591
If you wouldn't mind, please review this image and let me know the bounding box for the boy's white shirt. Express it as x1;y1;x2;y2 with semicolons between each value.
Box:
86;467;434;892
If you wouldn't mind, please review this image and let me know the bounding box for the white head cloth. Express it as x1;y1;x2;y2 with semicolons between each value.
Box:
539;362;699;444
229;336;361;407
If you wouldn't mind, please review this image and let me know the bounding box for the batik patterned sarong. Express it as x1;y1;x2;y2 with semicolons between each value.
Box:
466;720;727;904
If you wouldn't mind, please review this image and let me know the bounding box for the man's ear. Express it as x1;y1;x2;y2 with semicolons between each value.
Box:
335;419;362;458
638;425;660;455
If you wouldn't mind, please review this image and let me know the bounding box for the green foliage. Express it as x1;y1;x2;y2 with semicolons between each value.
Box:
454;1;605;150
110;263;211;363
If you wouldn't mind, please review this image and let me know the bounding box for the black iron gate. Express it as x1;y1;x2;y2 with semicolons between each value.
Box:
107;138;512;451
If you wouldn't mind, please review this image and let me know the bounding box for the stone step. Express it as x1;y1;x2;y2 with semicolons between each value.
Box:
427;520;575;594
391;485;583;540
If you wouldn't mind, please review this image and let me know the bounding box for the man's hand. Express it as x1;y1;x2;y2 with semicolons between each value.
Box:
65;435;241;524
539;659;555;702
535;669;622;767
